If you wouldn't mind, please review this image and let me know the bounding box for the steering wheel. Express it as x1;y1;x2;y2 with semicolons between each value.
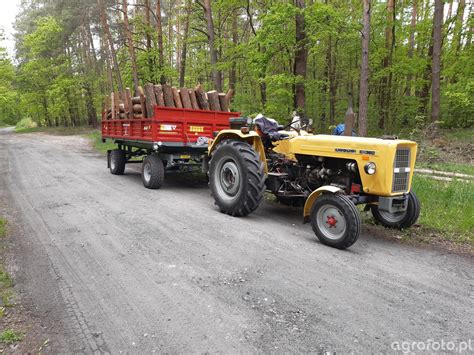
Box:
281;119;302;135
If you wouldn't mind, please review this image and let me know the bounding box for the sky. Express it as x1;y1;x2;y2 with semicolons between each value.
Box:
0;0;21;58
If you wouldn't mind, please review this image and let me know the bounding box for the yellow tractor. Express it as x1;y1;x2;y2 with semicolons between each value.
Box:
208;115;420;249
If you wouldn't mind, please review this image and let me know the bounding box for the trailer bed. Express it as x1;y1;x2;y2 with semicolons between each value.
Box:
102;106;239;148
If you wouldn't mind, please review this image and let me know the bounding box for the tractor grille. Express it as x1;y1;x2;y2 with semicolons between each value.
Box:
392;148;411;193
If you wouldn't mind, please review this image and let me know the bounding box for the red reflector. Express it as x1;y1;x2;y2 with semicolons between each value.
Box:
351;183;361;194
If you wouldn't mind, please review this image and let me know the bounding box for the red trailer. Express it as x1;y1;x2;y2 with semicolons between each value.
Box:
102;106;240;189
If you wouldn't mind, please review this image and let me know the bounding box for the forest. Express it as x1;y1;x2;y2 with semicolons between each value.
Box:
0;0;472;136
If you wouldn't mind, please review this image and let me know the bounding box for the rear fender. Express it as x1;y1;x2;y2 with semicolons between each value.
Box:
303;186;343;223
209;130;267;173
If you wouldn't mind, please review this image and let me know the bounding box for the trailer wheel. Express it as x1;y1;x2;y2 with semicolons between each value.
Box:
371;191;420;229
209;140;265;217
310;193;360;249
110;149;126;175
142;155;165;189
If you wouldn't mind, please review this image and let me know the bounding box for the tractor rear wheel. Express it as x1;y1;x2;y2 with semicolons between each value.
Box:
371;191;420;229
310;193;360;249
142;155;165;189
209;140;265;217
110;149;126;175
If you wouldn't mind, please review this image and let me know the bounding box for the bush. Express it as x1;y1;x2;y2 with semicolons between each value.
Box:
15;117;37;131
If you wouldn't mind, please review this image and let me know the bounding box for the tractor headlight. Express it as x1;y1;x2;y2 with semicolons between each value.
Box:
364;162;376;175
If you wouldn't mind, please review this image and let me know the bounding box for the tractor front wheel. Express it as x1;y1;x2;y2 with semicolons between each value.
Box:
310;194;360;249
209;140;265;217
371;191;420;229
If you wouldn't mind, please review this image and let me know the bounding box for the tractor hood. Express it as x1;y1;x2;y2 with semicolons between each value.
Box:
273;134;418;197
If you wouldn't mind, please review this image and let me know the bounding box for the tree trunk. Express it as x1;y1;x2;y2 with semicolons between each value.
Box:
378;0;395;131
358;0;371;137
203;0;222;91
405;0;417;96
97;0;123;95
122;0;140;94
155;0;166;84
144;0;154;81
431;0;443;123
229;13;238;90
454;0;466;53
293;0;307;113
179;0;192;88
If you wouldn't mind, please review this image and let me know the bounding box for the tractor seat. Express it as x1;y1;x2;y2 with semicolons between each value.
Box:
254;114;289;144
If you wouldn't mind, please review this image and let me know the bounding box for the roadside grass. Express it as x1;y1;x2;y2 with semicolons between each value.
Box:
0;329;23;345
15;125;95;135
416;161;474;176
0;218;14;308
0;218;6;238
86;130;116;154
411;175;473;244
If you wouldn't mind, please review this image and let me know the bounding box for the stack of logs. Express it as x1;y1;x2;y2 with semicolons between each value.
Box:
105;83;234;120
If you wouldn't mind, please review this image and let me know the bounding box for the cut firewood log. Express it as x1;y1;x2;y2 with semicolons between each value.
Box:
125;88;133;119
144;83;156;117
104;96;110;113
195;85;209;110
110;93;116;120
133;104;143;113
172;87;183;108
189;89;199;110
119;103;125;113
134;114;143;119
131;96;141;105
207;90;221;111
119;113;127;119
179;89;192;109
114;92;121;119
154;84;165;106
162;85;175;107
218;93;229;112
137;86;148;118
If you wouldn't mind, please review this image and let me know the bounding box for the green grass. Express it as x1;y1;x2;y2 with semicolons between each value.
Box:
412;175;474;243
86;130;117;154
15;125;95;135
416;162;474;176
0;218;6;238
0;329;23;344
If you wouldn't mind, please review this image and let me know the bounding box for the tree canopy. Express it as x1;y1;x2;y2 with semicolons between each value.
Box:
0;0;472;133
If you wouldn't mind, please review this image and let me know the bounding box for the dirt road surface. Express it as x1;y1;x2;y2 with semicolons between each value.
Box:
0;129;472;353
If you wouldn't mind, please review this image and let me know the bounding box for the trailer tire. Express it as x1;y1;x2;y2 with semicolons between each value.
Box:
110;149;126;175
310;193;360;249
371;191;420;229
142;155;165;189
209;140;265;217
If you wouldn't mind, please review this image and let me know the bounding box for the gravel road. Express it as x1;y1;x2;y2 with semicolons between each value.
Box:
0;128;472;353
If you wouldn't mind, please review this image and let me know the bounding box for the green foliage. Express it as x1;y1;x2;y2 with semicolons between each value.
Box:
0;329;23;345
15;117;37;132
7;0;474;132
86;131;117;154
0;218;6;238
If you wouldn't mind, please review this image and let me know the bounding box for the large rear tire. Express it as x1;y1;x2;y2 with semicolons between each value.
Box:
310;193;360;249
209;140;265;216
110;149;126;175
371;191;420;229
142;155;165;189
